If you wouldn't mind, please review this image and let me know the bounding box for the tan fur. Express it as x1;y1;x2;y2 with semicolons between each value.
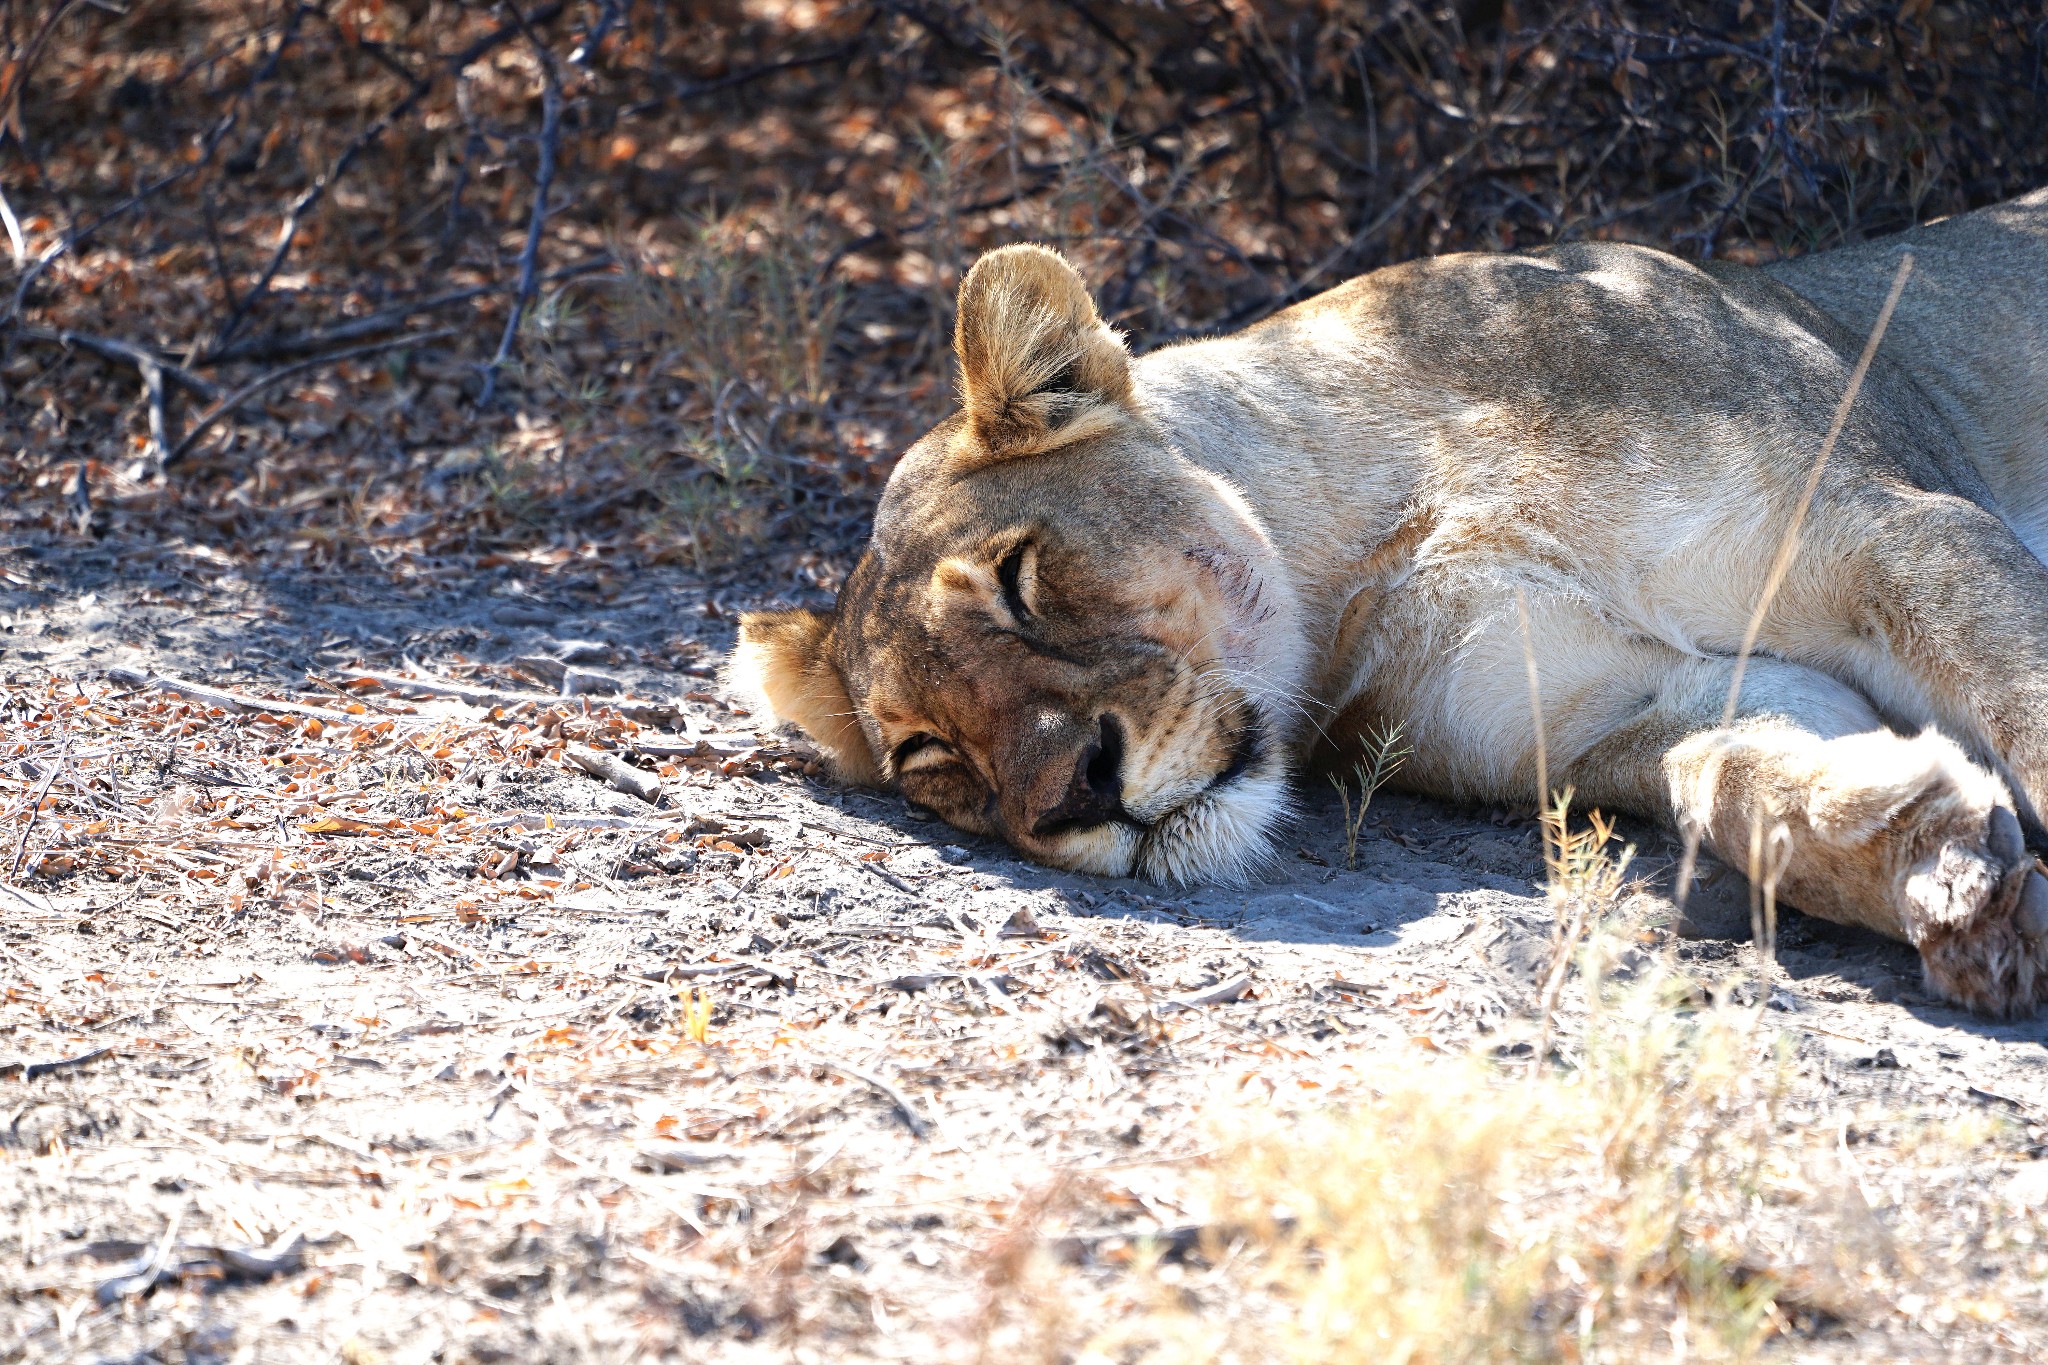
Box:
740;192;2048;1016
726;608;877;786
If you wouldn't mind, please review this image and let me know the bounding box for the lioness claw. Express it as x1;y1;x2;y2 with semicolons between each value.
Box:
2019;874;2048;942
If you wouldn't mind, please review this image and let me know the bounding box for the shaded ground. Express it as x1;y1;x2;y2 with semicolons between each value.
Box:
6;539;2048;1361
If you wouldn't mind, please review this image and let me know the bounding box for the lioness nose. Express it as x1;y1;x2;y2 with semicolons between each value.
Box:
1029;714;1129;836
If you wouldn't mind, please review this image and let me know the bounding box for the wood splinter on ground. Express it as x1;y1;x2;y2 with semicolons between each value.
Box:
565;743;664;805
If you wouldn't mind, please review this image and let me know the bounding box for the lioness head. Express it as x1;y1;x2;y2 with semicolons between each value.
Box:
733;245;1308;884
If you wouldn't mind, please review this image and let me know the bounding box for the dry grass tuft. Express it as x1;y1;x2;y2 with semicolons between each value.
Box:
973;802;2030;1363
1141;992;1782;1363
508;206;855;565
979;953;2011;1363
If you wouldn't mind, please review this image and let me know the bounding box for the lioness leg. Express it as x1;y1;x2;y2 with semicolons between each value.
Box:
1799;489;2048;832
1563;655;2048;1016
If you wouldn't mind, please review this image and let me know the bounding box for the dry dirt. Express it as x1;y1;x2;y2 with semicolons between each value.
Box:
6;537;2048;1361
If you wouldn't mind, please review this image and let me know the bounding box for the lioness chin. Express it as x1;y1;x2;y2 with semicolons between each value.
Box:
737;188;2048;1018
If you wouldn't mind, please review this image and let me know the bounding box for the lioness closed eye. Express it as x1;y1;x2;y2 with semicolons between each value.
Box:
737;188;2048;1018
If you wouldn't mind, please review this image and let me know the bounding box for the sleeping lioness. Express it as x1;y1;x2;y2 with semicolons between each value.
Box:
735;188;2048;1016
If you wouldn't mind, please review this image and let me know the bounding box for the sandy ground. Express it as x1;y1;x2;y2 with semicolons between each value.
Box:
6;538;2048;1361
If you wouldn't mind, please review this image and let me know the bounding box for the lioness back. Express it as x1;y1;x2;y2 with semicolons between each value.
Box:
1764;187;2048;555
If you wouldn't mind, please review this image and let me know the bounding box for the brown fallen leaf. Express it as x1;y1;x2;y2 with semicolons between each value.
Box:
298;815;394;836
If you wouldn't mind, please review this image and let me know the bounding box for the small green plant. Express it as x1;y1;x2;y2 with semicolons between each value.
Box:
1327;722;1411;870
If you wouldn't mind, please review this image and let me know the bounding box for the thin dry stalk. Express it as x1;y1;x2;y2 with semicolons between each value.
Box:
476;9;565;409
1531;791;1634;1076
1674;252;1915;909
1744;810;1794;1012
6;743;66;880
1719;253;1916;731
1515;584;1550;820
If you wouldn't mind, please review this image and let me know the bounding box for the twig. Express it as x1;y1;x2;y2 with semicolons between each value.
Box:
565;744;664;805
159;328;457;469
0;882;55;910
798;819;912;849
0;0;80;145
813;1058;933;1139
570;0;627;65
205;1;564;348
9;326;219;400
0;1043;116;1080
1280;124;1493;306
1153;973;1254;1016
3;112;241;327
476;8;564;409
6;746;64;881
352;668;684;729
95;1199;187;1307
2;3;314;324
105;667;355;721
134;348;168;471
198;256;611;364
210;94;427;348
8;328;217;476
860;860;920;896
482;812;687;833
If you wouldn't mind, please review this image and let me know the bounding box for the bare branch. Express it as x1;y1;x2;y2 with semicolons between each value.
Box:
160;328;458;470
209;1;569;350
569;0;627;66
474;10;565;410
0;4;308;326
10;326;220;399
199;255;610;365
0;0;80;146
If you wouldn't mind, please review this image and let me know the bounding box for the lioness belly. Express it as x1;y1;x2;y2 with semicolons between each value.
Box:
1317;562;1713;809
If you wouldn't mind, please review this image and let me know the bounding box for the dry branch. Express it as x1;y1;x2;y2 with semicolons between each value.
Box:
198;256;611;364
209;2;568;350
11;327;220;399
482;812;686;833
1154;973;1254;1016
104;668;354;721
813;1058;933;1139
565;743;663;805
160;329;457;469
475;9;565;409
0;1043;116;1080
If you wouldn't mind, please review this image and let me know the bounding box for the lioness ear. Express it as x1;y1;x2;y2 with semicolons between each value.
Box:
729;609;879;785
954;244;1131;464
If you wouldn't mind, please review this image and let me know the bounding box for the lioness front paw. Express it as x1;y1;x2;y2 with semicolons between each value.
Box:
1907;803;2048;1017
